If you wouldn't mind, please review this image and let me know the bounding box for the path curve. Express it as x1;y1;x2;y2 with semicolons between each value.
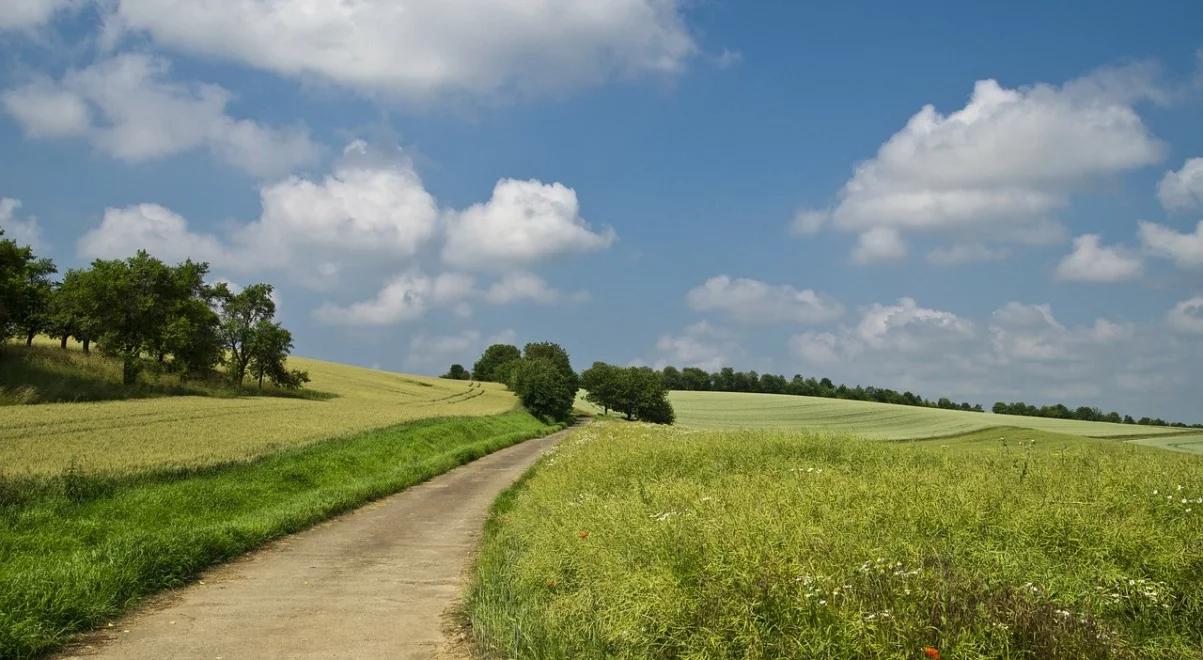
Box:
60;425;576;660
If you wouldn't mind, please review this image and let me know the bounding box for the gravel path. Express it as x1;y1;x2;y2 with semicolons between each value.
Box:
60;427;573;660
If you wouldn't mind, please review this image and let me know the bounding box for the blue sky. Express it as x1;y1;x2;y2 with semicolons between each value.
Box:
2;1;1202;420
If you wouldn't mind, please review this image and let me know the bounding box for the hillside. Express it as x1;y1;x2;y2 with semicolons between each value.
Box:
1;352;517;476
668;390;1188;443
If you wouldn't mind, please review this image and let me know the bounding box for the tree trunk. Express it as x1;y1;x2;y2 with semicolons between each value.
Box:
26;330;35;347
82;338;90;353
122;358;138;385
60;334;68;349
258;368;264;389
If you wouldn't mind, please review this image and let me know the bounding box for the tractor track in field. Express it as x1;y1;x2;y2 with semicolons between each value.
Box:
59;424;578;660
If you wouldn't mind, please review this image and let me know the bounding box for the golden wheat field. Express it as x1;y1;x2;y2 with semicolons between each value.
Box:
0;356;517;476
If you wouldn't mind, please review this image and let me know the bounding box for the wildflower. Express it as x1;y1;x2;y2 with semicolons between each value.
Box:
578;531;590;540
547;580;557;589
923;646;941;659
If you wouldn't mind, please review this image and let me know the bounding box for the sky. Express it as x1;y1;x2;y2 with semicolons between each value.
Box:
2;1;1202;421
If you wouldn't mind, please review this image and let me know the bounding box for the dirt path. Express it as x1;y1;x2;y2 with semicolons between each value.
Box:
60;426;575;660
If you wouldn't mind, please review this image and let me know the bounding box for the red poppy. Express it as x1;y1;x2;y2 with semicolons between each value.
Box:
547;580;557;589
923;647;941;660
578;531;590;539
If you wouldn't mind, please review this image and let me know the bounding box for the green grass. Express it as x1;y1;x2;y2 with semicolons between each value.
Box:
668;390;1184;440
1125;434;1203;455
1;343;518;476
467;421;1203;659
0;410;558;659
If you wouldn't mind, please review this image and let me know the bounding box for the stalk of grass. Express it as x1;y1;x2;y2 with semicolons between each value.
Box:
467;422;1203;659
0;410;559;658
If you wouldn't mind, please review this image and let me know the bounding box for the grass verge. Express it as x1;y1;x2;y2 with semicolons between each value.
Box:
0;410;558;658
466;421;1203;658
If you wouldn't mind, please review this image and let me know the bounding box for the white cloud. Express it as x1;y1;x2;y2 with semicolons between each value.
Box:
0;0;76;30
79;203;228;265
855;297;975;352
2;54;321;178
0;198;45;251
851;227;907;264
926;243;1008;266
443;178;614;271
1139;220;1203;269
312;271;473;326
1054;234;1142;282
685;275;843;324
1168;297;1203;334
1158;158;1203;211
483;272;561;305
654;321;734;371
110;0;697;101
787;332;843;365
808;66;1165;262
790;209;828;235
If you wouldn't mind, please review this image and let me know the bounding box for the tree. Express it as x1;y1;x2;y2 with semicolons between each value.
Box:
215;282;277;386
522;341;579;392
581;361;621;414
0;230;56;345
512;357;576;422
680;367;711;391
442;363;471;380
473;343;521;383
248;321;308;389
85;252;184;384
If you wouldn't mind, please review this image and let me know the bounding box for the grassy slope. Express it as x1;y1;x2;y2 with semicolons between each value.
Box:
669;390;1186;441
468;421;1203;659
1;344;516;476
0;411;558;658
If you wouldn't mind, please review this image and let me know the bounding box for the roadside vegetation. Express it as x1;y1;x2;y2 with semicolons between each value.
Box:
0;411;559;658
467;421;1203;658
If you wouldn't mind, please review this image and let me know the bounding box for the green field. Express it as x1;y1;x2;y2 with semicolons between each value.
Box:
668;390;1186;442
468;421;1203;658
1;352;517;476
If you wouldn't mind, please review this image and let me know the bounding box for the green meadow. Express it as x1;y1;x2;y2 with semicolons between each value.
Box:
467;419;1203;658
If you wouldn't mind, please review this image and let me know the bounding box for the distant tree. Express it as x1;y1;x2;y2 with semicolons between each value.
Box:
680;367;711;391
248;321;308;389
85;252;184;384
13;256;56;346
581;361;621;414
660;365;684;390
512;357;576;422
215;282;278;386
472;343;521;383
522;341;579;392
442;363;471;380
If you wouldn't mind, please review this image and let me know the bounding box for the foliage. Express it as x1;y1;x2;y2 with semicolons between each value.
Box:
473;343;521;383
1;350;519;476
512;357;576;423
0;411;558;658
442;363;471;380
993;401;1200;429
468;422;1203;658
581;361;674;424
0;230;55;344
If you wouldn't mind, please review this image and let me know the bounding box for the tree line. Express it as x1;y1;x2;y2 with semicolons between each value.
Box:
461;344;675;425
0;229;306;389
991;401;1202;429
656;365;985;412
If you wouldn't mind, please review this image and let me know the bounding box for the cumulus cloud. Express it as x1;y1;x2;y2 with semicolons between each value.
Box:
1168;297;1203;334
0;198;45;252
443;179;614;271
312;271;473;326
0;0;77;30
483;272;562;305
1054;234;1142;282
403;328;517;374
802;66;1166;262
1139;220;1203;269
79;203;228;265
1;54;321;178
685;275;843;324
926;243;1008;266
851;227;907;264
109;0;697;101
1158;158;1203;211
787;331;844;365
790;209;828;235
654;321;735;371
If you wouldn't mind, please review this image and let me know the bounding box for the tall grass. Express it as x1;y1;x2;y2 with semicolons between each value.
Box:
0;411;558;658
467;423;1203;658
